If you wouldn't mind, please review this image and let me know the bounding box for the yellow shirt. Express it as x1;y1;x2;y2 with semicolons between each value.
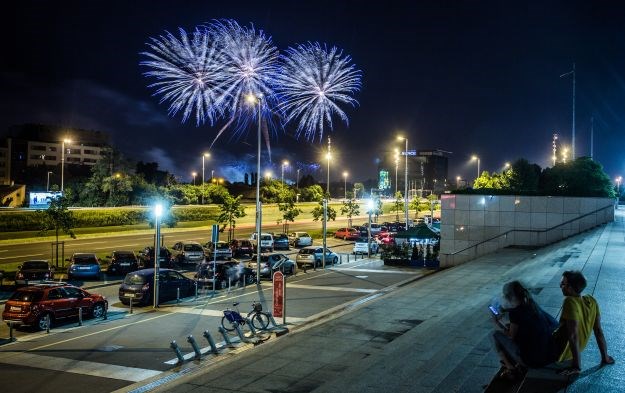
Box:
557;295;599;362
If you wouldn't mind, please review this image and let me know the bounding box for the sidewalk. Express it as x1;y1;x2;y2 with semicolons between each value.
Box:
129;210;625;393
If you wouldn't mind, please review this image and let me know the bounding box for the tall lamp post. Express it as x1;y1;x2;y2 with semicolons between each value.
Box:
367;199;374;258
61;138;71;193
201;153;210;204
246;93;263;280
281;160;289;185
616;176;622;197
394;148;399;195
153;203;163;308
191;172;197;186
560;63;576;159
471;155;481;182
343;171;348;200
326;136;331;197
47;171;53;192
397;136;409;230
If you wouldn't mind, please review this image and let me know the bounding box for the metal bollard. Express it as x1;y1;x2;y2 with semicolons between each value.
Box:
9;321;15;341
218;326;234;347
339;254;342;264
103;306;108;320
170;340;185;364
129;299;133;314
303;264;307;273
267;312;280;328
195;282;198;299
234;323;247;342
46;314;50;333
78;307;83;326
246;318;258;336
228;277;231;292
187;335;202;359
203;330;219;354
176;287;180;303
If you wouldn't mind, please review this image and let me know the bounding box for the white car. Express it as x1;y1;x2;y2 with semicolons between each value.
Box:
363;222;382;235
250;232;274;252
288;232;313;247
353;237;379;255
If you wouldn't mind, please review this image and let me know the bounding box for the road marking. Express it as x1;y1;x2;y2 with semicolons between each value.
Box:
0;253;45;260
93;244;139;250
332;268;419;275
159;306;308;323
0;352;161;382
287;284;377;293
72;241;109;245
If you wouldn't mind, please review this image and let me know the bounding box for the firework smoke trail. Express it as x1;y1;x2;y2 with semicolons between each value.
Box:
140;27;226;126
276;42;362;142
208;19;282;157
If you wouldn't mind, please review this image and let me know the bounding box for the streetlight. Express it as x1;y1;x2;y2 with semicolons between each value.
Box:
560;63;576;159
153;203;163;308
201;153;210;204
504;162;511;172
471;155;481;180
46;171;53;192
191;172;197;186
246;93;263;280
456;176;461;188
562;147;569;164
281;160;289;185
61;138;71;193
616;176;622;196
326;151;331;197
211;169;214;181
394;148;399;195
343;171;348;200
397;136;409;230
367;199;374;258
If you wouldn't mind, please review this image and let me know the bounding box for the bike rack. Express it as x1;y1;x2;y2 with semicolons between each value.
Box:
234;323;258;344
187;335;202;359
170;340;185;364
218;326;235;348
203;330;219;354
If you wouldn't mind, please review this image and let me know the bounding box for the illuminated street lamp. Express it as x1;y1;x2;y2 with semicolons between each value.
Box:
367;199;374;258
201;153;210;204
281;160;289;185
191;172;197;186
326;151;332;196
343;171;348;200
61;138;72;193
397;136;409;230
265;171;273;181
394;148;399;195
471;155;481;181
616;176;622;196
246;93;263;279
562;147;569;164
153;203;163;308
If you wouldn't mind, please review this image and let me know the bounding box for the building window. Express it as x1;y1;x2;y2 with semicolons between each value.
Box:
48;146;57;152
31;145;46;151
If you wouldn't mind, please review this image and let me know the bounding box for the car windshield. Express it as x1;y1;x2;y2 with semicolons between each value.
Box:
215;243;229;249
240;240;251;247
124;273;147;285
183;244;202;252
275;234;287;240
299;249;318;255
261;235;272;241
10;290;44;302
114;252;134;259
73;255;97;265
356;238;369;243
22;261;49;270
299;233;310;237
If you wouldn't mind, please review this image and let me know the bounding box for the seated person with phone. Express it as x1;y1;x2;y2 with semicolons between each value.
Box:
491;281;559;380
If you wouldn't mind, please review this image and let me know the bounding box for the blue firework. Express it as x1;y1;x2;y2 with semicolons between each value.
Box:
276;42;362;142
140;26;226;126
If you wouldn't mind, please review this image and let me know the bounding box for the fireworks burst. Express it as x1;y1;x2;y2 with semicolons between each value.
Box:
140;27;226;126
276;42;362;142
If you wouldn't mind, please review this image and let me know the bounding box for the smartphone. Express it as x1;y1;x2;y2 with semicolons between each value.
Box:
488;305;499;316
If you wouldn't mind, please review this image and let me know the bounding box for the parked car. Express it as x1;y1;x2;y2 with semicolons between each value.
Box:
106;251;139;275
195;261;256;289
288;232;313;247
250;232;274;252
66;253;101;280
362;223;382;235
247;253;297;279
118;268;196;306
376;232;396;245
352;225;369;238
272;233;290;250
14;260;55;286
171;241;205;265
353;237;380;255
230;239;254;258
334;227;360;240
2;283;108;331
203;241;233;260
138;246;174;269
295;246;339;268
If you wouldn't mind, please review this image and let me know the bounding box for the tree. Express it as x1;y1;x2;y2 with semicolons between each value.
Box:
353;182;364;199
217;194;246;241
301;184;325;202
311;198;337;222
340;198;360;227
392;191;403;220
540;157;615;197
509;158;541;193
277;186;302;233
37;195;76;267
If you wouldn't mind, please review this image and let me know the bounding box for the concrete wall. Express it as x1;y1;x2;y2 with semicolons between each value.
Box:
439;195;615;267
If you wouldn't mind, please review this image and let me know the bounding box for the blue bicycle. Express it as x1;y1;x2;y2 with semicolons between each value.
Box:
221;301;270;332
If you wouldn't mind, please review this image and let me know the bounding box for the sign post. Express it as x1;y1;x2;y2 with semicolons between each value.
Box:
272;271;286;325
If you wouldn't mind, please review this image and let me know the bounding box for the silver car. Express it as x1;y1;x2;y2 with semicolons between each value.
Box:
289;232;313;247
295;246;339;268
171;241;205;265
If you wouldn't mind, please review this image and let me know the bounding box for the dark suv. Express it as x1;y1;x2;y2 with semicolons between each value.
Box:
106;251;139;275
138;246;174;269
2;283;108;331
229;239;254;258
15;260;55;286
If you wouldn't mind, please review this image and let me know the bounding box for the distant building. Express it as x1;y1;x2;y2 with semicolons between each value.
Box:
377;148;450;197
418;149;451;194
0;124;110;185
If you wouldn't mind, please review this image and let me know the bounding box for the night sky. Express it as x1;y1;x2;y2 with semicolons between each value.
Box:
3;1;625;185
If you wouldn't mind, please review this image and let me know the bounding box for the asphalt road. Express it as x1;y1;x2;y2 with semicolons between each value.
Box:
0;255;425;393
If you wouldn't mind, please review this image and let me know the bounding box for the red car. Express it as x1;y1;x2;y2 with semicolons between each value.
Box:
334;228;360;240
2;283;108;331
376;232;396;245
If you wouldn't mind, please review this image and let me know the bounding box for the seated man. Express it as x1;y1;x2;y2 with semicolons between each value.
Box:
553;270;615;375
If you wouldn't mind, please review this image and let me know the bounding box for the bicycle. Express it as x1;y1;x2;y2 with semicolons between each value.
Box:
221;301;270;332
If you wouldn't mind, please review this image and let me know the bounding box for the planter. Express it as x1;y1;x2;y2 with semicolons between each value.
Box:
383;258;410;266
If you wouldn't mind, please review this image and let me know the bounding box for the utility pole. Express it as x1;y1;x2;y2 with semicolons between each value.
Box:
590;116;594;160
560;63;576;159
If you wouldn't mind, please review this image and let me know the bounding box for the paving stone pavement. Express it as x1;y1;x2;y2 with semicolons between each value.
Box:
144;210;625;393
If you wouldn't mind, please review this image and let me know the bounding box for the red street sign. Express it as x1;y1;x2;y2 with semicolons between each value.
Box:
273;271;284;318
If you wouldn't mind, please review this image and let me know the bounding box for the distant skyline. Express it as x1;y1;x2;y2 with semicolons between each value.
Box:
2;1;625;185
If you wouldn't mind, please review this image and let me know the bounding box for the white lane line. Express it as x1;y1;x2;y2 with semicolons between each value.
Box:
287;284;377;293
0;250;8;253
332;268;420;275
72;241;109;245
0;253;45;260
0;353;161;382
159;306;307;322
93;244;140;250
